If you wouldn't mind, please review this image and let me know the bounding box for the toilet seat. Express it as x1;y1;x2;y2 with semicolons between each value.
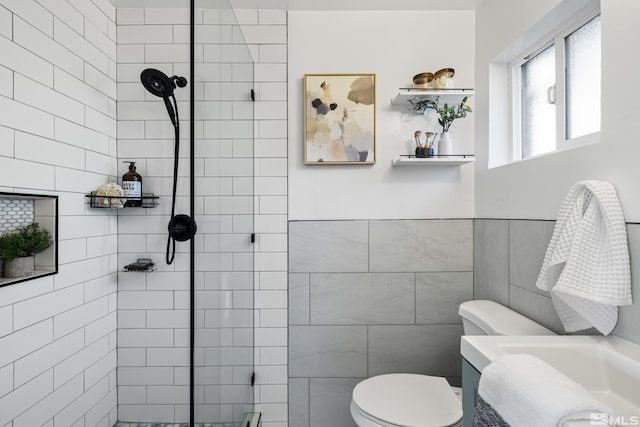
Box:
351;374;463;427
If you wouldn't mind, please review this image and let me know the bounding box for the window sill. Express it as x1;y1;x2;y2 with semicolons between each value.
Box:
489;132;600;170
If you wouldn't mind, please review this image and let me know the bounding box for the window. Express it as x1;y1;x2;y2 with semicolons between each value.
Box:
511;8;601;160
566;15;601;139
521;44;556;159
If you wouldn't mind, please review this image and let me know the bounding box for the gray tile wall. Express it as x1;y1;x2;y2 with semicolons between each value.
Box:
289;220;473;427
474;219;640;342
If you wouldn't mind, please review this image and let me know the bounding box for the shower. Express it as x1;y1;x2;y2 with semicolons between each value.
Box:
140;68;197;265
117;2;258;425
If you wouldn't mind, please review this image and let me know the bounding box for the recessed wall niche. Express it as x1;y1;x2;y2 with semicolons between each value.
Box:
0;192;58;287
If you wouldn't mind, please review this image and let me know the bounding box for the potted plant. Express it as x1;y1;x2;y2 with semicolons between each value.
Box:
0;223;52;278
409;97;472;155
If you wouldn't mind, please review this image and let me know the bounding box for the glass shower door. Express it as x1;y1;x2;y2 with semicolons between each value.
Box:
193;1;255;425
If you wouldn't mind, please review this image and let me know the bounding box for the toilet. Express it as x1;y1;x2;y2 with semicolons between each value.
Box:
350;300;556;427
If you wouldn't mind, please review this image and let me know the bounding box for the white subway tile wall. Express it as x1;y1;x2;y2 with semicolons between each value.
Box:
0;1;118;427
116;7;287;426
245;12;288;426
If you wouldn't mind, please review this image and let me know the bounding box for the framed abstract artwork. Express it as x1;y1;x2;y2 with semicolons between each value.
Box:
304;73;376;165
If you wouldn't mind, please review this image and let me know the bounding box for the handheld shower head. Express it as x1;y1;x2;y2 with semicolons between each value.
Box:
139;68;195;264
141;68;173;97
141;68;188;97
140;68;187;127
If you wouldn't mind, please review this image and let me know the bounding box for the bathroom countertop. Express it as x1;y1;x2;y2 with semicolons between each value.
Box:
461;335;640;426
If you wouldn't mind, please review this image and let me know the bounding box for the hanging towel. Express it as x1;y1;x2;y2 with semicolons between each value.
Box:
536;180;632;335
476;354;613;427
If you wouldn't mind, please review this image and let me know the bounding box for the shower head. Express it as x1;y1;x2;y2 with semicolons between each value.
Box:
140;68;187;98
141;68;173;97
140;68;187;127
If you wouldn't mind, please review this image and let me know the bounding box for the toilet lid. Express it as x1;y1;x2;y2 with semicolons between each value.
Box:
352;374;462;427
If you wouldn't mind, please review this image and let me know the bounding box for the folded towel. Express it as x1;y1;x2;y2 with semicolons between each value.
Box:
536;180;632;335
472;395;510;427
477;354;613;427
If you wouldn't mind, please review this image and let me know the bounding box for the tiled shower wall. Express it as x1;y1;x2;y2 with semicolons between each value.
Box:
474;219;640;344
0;0;119;425
115;7;287;425
288;220;473;427
237;12;289;426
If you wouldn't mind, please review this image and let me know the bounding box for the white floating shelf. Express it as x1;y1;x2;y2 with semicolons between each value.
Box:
392;157;476;167
391;88;475;105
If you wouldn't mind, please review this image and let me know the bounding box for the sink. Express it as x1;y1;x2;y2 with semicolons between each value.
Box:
461;335;640;423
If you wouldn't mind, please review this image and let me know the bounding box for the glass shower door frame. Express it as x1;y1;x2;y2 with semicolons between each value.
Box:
190;1;257;425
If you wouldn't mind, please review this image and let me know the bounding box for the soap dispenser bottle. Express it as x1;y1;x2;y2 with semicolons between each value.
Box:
122;161;142;207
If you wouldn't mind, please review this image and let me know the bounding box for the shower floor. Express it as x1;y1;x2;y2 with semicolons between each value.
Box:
115;411;260;427
115;424;240;427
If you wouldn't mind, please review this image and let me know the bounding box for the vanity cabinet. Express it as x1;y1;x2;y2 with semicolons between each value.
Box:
462;358;482;427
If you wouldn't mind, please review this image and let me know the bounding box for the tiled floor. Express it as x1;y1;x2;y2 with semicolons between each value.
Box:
114;423;240;427
115;411;259;427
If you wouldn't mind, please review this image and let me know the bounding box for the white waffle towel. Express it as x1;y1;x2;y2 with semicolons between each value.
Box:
536;180;632;335
478;354;613;427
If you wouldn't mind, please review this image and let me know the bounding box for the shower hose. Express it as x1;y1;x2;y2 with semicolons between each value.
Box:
166;94;180;265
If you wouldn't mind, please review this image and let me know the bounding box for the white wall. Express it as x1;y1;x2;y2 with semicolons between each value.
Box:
475;0;640;221
288;11;476;221
0;0;119;425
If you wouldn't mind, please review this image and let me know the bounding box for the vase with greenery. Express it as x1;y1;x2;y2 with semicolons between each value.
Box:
0;223;52;278
409;96;472;131
409;96;472;155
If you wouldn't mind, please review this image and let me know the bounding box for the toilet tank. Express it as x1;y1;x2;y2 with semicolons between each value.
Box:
458;300;556;336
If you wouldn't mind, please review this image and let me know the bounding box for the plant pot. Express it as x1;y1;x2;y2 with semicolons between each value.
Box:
4;256;34;278
438;132;453;156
